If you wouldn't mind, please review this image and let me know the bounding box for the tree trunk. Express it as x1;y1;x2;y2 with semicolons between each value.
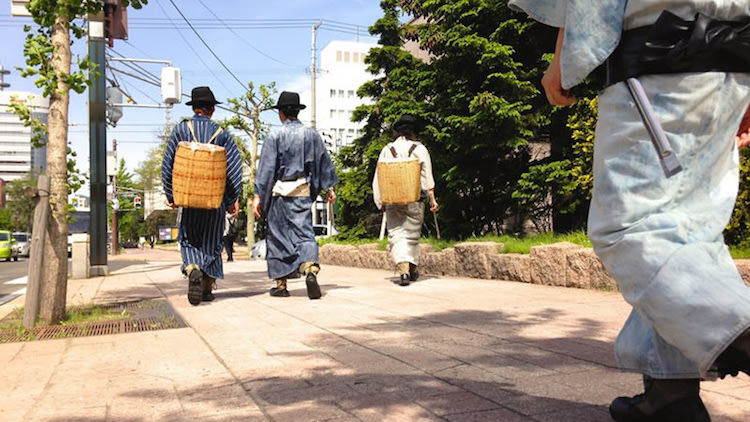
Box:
245;108;260;250
39;14;71;325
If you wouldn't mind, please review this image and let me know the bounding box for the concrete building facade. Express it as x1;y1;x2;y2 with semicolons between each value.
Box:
0;91;49;181
316;40;377;152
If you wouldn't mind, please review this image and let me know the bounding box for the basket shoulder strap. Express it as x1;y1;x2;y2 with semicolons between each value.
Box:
407;143;418;157
389;146;398;158
185;120;199;143
208;126;224;144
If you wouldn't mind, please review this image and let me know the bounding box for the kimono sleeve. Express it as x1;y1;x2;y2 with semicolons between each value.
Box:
509;0;626;89
221;131;243;208
254;133;278;213
508;0;568;28
161;122;185;204
308;128;339;197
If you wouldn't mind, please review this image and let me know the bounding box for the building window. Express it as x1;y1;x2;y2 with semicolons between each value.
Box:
353;52;359;63
338;89;344;98
330;109;335;118
347;90;355;98
336;51;342;62
344;51;350;62
330;89;336;98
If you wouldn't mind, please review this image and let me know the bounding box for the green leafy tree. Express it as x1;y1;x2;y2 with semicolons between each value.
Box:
513;96;597;232
338;0;555;239
9;0;148;324
726;147;750;247
112;158;144;243
219;82;276;247
4;173;38;232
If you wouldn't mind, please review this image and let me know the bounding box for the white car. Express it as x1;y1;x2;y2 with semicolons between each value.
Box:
12;232;30;257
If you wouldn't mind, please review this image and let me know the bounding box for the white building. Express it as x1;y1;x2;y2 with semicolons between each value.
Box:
316;40;377;152
0;91;49;181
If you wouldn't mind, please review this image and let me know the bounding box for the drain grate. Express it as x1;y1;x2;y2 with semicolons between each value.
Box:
0;299;186;343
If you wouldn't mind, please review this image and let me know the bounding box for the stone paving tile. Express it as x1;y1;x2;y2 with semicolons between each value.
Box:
532;404;612;422
24;406;110;422
415;391;501;416
444;408;531;422
339;393;443;422
264;402;356;422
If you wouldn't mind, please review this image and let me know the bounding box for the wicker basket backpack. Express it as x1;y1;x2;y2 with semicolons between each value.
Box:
171;120;227;209
377;143;421;205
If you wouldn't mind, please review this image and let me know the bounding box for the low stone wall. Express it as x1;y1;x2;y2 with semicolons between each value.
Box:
320;242;750;291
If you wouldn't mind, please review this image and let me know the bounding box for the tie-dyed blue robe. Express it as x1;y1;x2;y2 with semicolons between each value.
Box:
510;0;750;378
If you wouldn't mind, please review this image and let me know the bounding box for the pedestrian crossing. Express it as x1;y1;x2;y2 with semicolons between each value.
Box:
0;276;27;306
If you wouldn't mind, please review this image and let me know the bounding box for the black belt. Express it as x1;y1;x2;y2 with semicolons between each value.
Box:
604;10;750;87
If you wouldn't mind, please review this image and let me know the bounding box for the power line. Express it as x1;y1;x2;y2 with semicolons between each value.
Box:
168;0;246;91
195;0;298;68
155;0;234;94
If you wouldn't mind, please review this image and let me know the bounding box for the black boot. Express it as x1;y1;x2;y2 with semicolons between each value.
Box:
187;267;203;306
714;329;750;378
269;279;290;297
409;263;419;281
609;377;709;422
201;276;216;302
305;272;322;299
399;273;411;286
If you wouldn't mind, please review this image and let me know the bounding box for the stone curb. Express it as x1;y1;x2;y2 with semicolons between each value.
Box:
320;242;750;291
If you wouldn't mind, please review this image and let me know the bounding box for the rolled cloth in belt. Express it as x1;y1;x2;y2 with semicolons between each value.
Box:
605;11;750;87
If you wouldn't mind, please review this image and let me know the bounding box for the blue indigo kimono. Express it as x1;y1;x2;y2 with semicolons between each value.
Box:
254;119;338;279
162;115;243;279
510;0;750;378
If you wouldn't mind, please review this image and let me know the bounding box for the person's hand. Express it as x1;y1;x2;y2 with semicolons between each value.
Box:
429;198;439;213
541;28;577;107
252;195;261;218
166;201;177;209
226;200;239;216
326;187;336;204
737;106;750;149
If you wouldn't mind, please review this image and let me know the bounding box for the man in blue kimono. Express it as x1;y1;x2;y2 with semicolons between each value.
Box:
252;91;338;299
510;1;750;421
162;86;243;306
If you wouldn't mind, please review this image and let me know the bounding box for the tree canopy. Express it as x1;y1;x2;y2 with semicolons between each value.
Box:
337;0;556;239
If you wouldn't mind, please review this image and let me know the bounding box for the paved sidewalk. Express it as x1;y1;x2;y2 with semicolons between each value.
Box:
1;249;748;421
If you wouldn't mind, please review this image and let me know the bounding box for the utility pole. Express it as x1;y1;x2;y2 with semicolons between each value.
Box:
111;138;118;255
89;12;108;275
310;21;322;130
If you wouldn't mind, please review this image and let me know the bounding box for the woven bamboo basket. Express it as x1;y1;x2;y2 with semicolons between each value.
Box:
377;159;421;204
172;142;226;209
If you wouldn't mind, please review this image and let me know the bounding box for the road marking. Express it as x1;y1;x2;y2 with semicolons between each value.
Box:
5;276;28;285
0;288;25;306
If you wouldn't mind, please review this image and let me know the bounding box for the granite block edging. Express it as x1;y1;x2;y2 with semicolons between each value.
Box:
320;243;750;291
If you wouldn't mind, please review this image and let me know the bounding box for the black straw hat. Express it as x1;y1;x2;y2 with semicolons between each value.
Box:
393;114;419;132
272;91;306;110
185;86;221;106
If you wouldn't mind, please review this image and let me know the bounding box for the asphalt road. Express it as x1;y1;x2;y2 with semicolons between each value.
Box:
0;258;29;306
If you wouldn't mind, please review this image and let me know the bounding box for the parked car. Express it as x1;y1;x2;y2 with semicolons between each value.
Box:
0;230;19;262
12;232;30;257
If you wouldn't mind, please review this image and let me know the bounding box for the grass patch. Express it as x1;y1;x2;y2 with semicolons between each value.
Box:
62;304;130;325
0;304;130;342
318;230;592;254
730;246;750;259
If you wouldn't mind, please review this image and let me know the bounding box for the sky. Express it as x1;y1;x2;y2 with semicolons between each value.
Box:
0;0;384;191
